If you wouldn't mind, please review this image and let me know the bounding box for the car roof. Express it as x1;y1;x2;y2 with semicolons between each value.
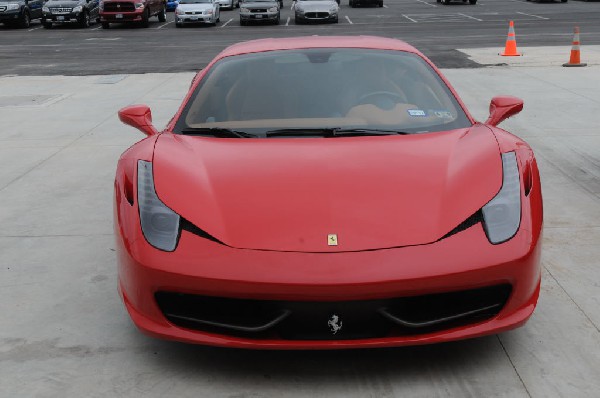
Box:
216;36;422;60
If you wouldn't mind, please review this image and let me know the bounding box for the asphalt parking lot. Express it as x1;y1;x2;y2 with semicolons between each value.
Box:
1;0;600;74
2;0;600;397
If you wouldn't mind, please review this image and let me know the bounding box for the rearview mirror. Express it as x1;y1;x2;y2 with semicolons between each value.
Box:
485;96;523;127
118;104;159;136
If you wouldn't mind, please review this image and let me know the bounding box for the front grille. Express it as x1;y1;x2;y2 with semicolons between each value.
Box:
250;8;268;12
50;7;72;13
103;2;136;12
0;6;7;12
305;12;329;18
185;11;203;14
156;284;511;340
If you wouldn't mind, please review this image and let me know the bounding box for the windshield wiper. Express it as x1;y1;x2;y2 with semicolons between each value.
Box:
181;127;257;138
265;128;411;137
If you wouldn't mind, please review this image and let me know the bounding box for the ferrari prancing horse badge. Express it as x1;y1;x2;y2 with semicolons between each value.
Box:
328;234;338;246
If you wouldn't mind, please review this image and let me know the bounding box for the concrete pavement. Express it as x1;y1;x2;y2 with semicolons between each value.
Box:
1;60;600;397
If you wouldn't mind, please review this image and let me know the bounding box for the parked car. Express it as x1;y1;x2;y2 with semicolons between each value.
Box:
217;0;238;9
349;0;378;6
437;0;477;4
42;0;100;28
99;0;166;28
114;36;543;349
0;0;43;28
294;0;338;23
175;0;219;26
239;0;279;25
166;0;179;11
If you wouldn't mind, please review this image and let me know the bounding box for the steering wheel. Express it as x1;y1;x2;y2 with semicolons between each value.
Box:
355;91;406;110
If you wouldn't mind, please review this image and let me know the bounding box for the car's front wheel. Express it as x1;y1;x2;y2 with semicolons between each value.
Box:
19;10;31;28
101;21;109;28
80;11;90;28
158;6;167;22
141;8;150;27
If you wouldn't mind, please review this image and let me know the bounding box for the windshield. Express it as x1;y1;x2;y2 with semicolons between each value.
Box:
179;0;211;4
174;49;471;136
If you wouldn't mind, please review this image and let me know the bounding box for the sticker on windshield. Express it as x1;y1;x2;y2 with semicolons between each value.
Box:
431;110;453;119
407;109;426;117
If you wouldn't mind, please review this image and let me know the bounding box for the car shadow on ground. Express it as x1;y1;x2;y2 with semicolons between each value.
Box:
137;333;505;388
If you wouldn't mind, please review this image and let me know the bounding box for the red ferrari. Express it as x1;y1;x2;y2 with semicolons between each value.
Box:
114;36;543;349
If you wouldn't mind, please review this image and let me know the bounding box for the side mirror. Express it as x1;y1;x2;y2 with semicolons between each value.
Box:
118;104;159;136
485;96;523;127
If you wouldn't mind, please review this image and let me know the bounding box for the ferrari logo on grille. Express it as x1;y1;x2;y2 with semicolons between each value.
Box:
328;234;338;246
328;314;343;334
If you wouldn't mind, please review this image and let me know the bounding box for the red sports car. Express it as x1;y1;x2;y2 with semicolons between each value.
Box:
114;36;543;349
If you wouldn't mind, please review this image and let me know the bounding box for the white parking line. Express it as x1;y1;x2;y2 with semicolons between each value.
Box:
517;11;549;20
382;4;388;7
285;16;290;26
415;0;436;7
345;15;353;24
157;21;173;29
28;26;42;32
402;14;417;23
221;18;233;27
91;26;102;30
458;13;482;22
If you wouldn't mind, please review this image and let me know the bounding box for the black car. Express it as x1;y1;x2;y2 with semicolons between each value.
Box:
348;0;381;6
42;0;100;28
0;0;43;28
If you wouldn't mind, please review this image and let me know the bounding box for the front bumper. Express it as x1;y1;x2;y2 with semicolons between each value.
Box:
0;10;23;22
295;11;337;22
176;13;214;23
100;10;144;22
43;11;82;24
116;200;542;349
240;11;278;22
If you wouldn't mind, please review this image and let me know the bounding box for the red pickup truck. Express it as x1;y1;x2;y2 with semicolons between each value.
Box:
100;0;166;28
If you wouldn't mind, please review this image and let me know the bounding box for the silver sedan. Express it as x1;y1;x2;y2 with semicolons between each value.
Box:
175;0;220;26
294;0;338;24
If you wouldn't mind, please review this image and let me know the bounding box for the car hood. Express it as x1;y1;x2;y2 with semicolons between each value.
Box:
153;125;502;252
177;3;213;10
296;1;336;10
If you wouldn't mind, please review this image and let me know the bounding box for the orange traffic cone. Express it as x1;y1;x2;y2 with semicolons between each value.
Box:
500;21;521;57
563;26;587;67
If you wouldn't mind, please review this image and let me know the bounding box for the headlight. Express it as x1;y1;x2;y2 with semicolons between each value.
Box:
135;2;145;8
240;7;249;12
482;152;521;244
137;161;180;252
7;3;20;10
329;6;337;12
268;6;277;12
205;9;213;14
72;5;83;12
175;7;183;14
42;6;49;12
